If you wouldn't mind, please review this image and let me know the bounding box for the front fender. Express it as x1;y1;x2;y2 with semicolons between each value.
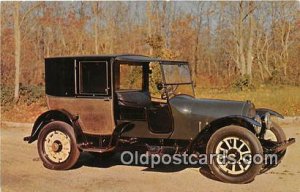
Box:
203;115;261;134
189;115;261;152
24;109;80;143
256;108;284;119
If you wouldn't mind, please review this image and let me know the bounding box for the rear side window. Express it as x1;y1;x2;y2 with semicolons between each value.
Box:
79;61;108;95
45;58;75;97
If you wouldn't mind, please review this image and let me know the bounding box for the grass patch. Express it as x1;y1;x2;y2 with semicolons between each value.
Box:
196;86;300;116
1;100;47;123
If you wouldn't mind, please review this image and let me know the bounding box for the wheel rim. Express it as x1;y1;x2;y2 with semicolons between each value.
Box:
43;130;71;163
215;137;252;175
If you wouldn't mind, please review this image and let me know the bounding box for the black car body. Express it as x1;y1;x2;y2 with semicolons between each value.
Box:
24;54;295;183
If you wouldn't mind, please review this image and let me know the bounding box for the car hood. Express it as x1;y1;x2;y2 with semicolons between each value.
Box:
169;95;253;123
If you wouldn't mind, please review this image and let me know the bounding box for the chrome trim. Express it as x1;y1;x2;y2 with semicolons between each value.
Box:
74;59;77;94
254;115;262;134
198;121;202;132
264;112;272;129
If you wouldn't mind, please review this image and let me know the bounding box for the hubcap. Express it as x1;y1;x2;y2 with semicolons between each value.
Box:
215;137;252;175
51;140;63;152
44;130;71;163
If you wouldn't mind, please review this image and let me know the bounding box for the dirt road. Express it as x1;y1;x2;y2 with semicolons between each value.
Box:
1;120;300;192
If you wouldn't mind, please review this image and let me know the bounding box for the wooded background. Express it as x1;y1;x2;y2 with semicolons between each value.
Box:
1;1;299;102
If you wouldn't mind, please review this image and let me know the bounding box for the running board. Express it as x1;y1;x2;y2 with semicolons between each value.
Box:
273;138;295;153
78;145;115;154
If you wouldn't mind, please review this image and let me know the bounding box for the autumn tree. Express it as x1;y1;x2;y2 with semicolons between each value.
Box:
1;1;299;98
12;2;41;101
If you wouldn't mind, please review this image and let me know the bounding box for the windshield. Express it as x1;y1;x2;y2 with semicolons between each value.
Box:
161;62;192;84
160;62;194;97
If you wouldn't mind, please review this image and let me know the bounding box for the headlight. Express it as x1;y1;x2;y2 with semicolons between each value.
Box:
264;112;272;129
254;115;262;134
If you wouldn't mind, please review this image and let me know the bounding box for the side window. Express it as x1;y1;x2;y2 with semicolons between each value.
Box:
118;64;143;90
45;59;75;97
79;61;108;95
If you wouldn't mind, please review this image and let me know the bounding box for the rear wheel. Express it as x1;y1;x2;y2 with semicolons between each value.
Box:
37;121;80;170
206;126;263;183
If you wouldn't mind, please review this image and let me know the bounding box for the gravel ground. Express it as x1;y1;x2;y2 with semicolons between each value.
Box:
1;119;300;192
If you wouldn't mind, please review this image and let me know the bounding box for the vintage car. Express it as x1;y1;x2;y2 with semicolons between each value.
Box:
24;54;295;183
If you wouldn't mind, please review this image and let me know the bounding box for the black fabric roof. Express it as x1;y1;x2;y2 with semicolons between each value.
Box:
45;54;187;63
45;54;142;59
115;55;160;62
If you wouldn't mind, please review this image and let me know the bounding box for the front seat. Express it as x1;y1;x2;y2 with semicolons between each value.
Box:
116;91;151;120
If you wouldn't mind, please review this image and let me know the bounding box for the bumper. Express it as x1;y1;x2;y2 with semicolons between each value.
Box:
261;138;295;154
260;138;295;172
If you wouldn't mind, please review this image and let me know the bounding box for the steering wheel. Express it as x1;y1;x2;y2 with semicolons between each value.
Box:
160;85;179;100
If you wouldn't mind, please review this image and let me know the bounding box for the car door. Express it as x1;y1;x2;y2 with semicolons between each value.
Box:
73;60;115;135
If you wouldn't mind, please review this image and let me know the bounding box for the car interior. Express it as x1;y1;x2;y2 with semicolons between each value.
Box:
114;62;173;133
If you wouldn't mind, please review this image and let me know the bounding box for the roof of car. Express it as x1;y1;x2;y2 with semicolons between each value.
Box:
45;54;187;63
45;54;142;59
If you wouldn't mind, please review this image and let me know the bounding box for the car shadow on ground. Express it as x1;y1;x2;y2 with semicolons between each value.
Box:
73;152;221;182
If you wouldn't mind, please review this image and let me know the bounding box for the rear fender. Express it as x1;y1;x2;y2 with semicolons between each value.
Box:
24;109;84;144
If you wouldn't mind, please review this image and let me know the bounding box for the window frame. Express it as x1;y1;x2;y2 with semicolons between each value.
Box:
77;60;109;96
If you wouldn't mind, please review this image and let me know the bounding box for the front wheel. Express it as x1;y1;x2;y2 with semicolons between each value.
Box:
37;121;80;170
206;126;263;183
